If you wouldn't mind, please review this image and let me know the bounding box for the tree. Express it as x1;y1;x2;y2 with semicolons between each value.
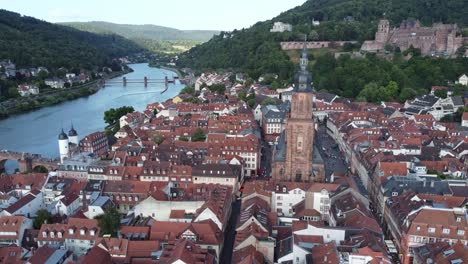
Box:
103;106;134;126
308;30;319;40
179;136;189;141
7;87;20;98
384;81;399;99
34;209;52;229
247;98;256;108
262;97;277;106
192;128;206;142
95;207;120;237
180;85;195;95
238;92;247;102
434;89;448;99
151;133;165;145
208;84;226;95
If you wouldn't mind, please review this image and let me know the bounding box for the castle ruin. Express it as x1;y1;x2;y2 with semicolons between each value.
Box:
361;19;467;57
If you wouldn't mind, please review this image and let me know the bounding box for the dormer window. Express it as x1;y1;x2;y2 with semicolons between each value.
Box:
80;229;85;235
42;231;47;238
442;228;450;234
69;228;74;235
50;232;55;238
57;232;62;238
456;217;461;222
90;230;95;236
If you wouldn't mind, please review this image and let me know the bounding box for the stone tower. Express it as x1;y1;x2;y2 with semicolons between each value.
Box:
283;38;316;182
375;19;390;43
58;129;69;163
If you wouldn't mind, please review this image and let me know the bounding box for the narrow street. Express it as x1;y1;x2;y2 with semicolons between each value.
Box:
315;123;348;181
219;200;241;264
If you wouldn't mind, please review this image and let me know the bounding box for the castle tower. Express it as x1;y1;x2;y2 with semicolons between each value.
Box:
375;19;390;43
283;37;316;182
58;129;69;163
68;125;79;145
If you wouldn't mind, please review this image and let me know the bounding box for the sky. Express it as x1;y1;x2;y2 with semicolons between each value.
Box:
0;0;306;31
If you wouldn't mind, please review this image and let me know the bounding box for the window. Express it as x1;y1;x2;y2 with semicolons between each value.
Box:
442;228;450;234
428;227;435;233
457;230;464;236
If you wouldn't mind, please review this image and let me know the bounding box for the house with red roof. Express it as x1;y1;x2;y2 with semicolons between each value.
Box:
0;215;32;247
156;238;215;264
1;190;44;217
96;237;160;263
149;220;223;259
28;245;72;264
38;217;100;257
0;246;22;263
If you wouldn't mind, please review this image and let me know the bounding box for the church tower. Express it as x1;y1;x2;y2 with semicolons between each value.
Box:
283;38;316;182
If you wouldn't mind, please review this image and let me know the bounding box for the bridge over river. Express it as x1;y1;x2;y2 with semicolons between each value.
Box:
0;150;59;174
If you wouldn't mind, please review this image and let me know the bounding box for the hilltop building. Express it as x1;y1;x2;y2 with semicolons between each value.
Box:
361;19;467;57
270;22;292;33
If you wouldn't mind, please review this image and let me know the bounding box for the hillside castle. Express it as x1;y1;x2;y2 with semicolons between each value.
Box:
361;19;467;57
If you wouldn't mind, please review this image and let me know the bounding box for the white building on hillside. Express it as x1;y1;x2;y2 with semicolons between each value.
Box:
270;22;292;32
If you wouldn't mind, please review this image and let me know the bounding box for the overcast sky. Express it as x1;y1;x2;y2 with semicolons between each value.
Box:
0;0;306;30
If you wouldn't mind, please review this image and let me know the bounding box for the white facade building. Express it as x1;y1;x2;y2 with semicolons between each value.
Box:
272;187;306;217
134;196;205;220
270;22;292;32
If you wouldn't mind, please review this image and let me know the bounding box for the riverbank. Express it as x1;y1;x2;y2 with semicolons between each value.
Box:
0;69;132;120
0;63;184;160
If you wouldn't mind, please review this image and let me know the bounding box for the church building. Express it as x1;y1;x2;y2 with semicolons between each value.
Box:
271;41;325;182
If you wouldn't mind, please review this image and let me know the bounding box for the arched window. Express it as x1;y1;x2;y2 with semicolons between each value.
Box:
295;169;302;182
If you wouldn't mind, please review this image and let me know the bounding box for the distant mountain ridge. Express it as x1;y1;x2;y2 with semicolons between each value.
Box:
60;21;219;42
60;21;219;53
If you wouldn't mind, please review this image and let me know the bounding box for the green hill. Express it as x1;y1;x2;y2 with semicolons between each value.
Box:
177;0;467;78
0;10;145;70
60;21;219;54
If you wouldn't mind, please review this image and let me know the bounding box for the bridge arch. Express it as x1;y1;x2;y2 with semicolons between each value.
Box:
32;165;49;173
0;159;20;175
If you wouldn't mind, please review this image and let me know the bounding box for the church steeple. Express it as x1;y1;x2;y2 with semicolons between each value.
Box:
294;35;313;92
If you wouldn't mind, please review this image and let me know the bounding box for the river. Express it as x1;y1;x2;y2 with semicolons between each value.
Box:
0;63;184;173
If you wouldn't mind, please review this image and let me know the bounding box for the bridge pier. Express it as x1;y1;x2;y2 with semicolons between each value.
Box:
123;77;127;86
144;76;148;87
18;159;33;173
0;160;5;174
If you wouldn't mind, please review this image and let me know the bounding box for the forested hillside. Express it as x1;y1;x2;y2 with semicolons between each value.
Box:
0;10;145;70
61;21;219;54
178;0;467;74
